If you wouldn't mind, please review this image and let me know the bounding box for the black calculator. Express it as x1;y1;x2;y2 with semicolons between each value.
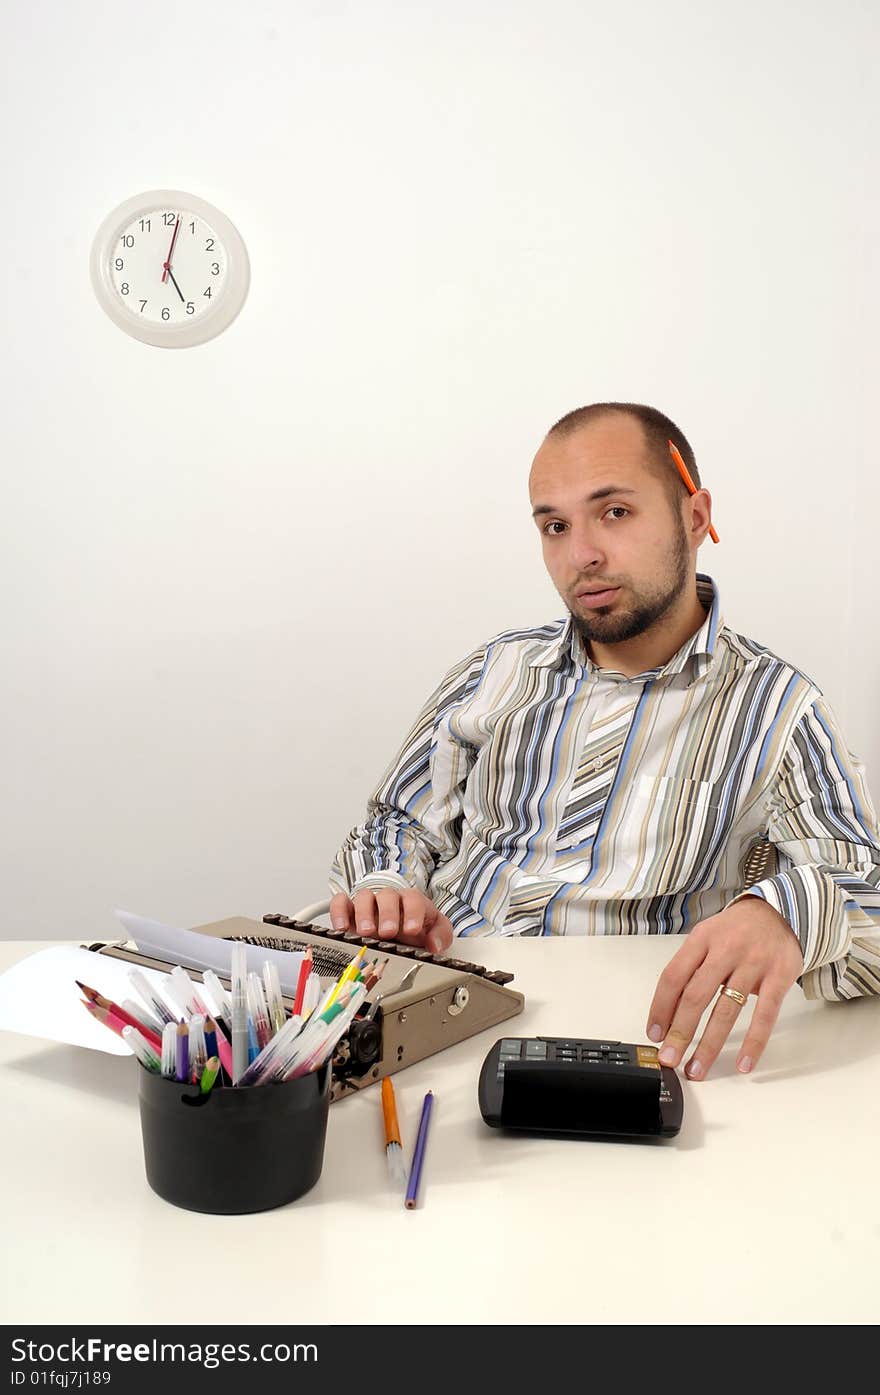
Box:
478;1036;683;1140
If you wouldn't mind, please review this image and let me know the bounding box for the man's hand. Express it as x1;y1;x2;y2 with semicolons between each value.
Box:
645;895;804;1080
329;887;454;955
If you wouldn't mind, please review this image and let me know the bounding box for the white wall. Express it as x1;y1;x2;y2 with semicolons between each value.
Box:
2;0;877;940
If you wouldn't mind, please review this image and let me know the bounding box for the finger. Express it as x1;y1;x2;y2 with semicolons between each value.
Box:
423;904;454;954
398;890;429;943
374;889;404;939
657;960;734;1067
683;980;753;1081
735;978;788;1075
351;890;380;936
329;892;353;932
645;936;711;1042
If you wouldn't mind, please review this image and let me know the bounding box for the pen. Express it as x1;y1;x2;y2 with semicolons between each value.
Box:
381;1077;408;1185
161;1021;177;1078
302;972;322;1019
405;1091;434;1210
287;984;366;1078
262;961;286;1035
202;969;232;1022
120;997;164;1039
668;439;719;543
128;968;179;1027
237;1012;304;1087
121;1024;161;1073
167;964;213;1021
189;1014;207;1082
247;972;272;1049
230;942;248;1085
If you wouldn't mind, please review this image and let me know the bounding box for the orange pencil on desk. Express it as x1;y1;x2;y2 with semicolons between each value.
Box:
668;440;719;543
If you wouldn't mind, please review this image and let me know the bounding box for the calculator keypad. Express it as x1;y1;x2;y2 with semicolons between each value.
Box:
496;1037;636;1081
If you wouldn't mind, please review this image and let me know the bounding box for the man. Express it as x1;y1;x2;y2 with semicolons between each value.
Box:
328;403;880;1081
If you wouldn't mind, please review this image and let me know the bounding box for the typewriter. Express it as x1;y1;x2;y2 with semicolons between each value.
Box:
83;912;525;1102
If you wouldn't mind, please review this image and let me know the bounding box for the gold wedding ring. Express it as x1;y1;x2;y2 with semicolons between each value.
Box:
718;984;748;1007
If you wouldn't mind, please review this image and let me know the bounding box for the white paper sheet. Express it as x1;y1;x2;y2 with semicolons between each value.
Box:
0;945;180;1054
115;909;305;995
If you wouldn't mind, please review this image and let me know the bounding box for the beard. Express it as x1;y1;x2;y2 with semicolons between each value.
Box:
567;512;692;648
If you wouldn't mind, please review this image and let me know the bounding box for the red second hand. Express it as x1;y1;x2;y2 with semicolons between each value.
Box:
161;215;180;283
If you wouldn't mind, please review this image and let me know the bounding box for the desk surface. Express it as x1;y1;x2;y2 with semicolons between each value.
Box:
2;935;879;1326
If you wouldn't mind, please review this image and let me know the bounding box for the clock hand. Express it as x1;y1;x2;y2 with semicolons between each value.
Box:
161;216;180;284
167;268;185;303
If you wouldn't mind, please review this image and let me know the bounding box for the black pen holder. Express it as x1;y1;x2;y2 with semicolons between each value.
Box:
137;1061;331;1214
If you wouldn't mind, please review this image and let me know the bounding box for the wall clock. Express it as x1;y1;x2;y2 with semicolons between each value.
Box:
90;189;250;348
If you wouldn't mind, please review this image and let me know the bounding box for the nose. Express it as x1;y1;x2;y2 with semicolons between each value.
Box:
565;519;608;574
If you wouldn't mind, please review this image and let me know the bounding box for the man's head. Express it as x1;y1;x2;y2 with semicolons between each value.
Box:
529;402;713;655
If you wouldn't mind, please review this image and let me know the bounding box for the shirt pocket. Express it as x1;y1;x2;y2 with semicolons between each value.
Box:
608;772;724;897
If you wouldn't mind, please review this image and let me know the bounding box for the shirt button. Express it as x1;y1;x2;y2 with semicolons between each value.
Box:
592;757;604;771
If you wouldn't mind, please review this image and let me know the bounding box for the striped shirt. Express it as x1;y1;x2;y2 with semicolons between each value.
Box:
329;573;880;1001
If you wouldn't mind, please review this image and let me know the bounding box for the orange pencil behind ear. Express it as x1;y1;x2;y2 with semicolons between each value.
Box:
668;439;719;543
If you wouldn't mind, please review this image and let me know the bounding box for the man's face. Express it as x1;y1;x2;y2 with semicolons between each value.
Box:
529;415;693;649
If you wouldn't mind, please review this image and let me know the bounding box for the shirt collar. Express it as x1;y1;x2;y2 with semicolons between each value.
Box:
529;572;723;687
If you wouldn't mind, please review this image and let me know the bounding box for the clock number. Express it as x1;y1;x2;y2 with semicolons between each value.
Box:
211;262;220;275
139;300;147;313
161;307;170;321
205;238;215;251
121;234;134;248
185;302;195;315
120;282;129;295
203;287;212;299
189;221;196;234
139;218;151;232
115;258;124;270
163;212;177;226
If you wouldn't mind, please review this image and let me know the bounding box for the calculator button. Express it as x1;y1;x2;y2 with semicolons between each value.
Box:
500;1039;521;1052
584;1050;602;1059
525;1041;548;1059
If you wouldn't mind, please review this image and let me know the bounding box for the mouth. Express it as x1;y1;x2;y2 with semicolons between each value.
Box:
575;586;621;608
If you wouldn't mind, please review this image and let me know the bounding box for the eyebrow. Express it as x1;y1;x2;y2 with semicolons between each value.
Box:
531;486;639;517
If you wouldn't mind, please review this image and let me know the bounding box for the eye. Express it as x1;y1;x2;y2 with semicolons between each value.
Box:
606;506;629;520
542;520;567;536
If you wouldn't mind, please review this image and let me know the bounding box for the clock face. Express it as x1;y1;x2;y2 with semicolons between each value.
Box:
111;207;225;326
90;190;249;348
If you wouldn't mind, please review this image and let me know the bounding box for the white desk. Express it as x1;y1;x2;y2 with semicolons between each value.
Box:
2;935;879;1326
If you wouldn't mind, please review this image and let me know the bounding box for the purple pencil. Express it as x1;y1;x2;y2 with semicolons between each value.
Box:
404;1091;434;1211
175;1023;190;1083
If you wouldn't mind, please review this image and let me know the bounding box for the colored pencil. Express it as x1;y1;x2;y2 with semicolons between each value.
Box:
405;1091;434;1210
668;439;719;543
76;981;162;1052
